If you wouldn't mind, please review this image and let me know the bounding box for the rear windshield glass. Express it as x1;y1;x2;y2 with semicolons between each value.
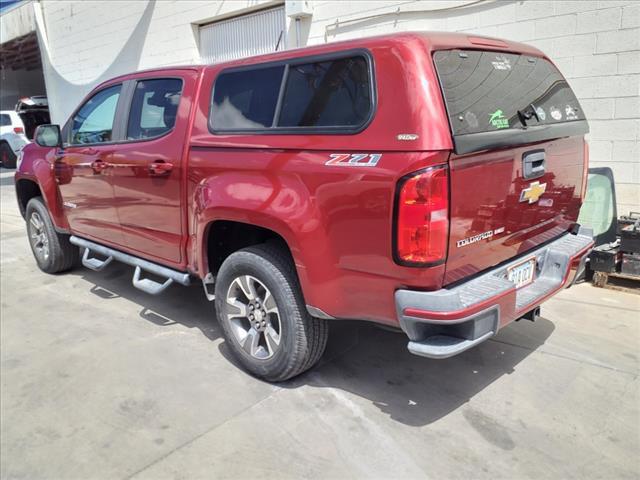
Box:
433;50;585;136
0;114;11;126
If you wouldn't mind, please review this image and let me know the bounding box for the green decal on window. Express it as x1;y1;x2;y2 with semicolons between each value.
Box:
489;109;509;129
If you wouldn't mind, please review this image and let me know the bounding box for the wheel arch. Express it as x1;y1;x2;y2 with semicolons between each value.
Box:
204;220;295;275
15;178;43;219
198;215;314;307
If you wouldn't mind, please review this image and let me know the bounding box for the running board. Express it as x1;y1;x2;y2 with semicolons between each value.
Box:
133;266;173;295
82;248;113;271
70;236;191;295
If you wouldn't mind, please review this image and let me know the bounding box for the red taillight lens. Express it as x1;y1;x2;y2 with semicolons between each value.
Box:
396;166;449;264
580;140;589;202
13;127;24;134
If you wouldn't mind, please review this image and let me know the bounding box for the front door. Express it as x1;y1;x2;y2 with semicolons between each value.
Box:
109;75;193;266
56;84;125;246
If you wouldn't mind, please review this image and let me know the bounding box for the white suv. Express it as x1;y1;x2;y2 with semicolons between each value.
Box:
0;110;29;169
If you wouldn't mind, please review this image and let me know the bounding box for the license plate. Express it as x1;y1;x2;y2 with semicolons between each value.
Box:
507;258;536;289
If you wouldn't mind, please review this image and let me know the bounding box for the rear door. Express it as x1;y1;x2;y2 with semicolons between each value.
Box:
432;50;589;284
108;73;196;266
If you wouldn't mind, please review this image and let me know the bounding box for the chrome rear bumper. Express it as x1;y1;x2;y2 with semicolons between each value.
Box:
395;229;594;359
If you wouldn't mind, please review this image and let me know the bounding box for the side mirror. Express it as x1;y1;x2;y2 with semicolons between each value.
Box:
34;124;62;148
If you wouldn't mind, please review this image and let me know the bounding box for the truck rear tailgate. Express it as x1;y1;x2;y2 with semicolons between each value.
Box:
445;137;585;284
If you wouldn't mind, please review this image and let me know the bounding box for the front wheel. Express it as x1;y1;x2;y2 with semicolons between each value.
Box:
214;244;328;382
26;197;79;273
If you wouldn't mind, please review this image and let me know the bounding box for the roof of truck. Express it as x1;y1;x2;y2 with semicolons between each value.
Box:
203;31;545;70
101;31;545;86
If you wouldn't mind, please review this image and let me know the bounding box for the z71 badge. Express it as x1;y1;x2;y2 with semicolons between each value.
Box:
325;153;382;167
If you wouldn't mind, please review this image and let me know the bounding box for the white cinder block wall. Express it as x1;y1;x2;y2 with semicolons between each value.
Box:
37;0;639;213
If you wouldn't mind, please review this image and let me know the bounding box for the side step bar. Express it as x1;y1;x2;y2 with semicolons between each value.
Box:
70;236;191;295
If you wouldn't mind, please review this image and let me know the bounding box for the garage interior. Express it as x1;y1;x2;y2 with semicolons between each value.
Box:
0;32;46;111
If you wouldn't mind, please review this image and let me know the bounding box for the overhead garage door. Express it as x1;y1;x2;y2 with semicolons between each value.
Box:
199;7;286;64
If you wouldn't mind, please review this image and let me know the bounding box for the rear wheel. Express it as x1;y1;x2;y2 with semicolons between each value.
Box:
26;197;78;273
0;143;17;169
214;244;328;382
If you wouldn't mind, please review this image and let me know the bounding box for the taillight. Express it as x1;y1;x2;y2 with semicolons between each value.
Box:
395;166;449;265
13;127;24;134
580;140;589;202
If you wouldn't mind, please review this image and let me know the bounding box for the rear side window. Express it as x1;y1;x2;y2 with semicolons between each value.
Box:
433;50;588;153
278;56;371;128
0;114;11;126
127;78;183;140
209;52;374;133
211;66;284;130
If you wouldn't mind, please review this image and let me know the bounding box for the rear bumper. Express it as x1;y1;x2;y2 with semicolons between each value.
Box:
395;229;594;359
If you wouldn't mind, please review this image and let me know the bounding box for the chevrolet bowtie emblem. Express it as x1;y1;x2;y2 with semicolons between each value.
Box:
519;181;547;204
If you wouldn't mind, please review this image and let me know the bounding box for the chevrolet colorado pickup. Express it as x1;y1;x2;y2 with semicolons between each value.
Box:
16;32;593;381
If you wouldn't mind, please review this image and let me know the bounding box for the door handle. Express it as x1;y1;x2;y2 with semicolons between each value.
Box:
149;160;173;176
90;159;109;173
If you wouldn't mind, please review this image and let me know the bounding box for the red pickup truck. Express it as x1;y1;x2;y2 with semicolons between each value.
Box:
15;32;593;381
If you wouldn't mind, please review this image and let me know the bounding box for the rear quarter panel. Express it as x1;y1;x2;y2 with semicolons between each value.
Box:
188;148;449;324
187;35;455;324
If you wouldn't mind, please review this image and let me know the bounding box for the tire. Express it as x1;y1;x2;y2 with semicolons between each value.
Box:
25;197;79;273
0;142;17;169
214;243;329;382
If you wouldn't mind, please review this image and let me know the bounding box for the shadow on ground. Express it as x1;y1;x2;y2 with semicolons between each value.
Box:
71;261;554;427
70;262;220;342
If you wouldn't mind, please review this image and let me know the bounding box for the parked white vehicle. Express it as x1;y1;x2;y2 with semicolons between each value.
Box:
0;110;29;168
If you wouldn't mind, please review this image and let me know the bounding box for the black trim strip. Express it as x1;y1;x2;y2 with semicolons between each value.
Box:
272;64;289;127
113;80;135;142
453;120;589;155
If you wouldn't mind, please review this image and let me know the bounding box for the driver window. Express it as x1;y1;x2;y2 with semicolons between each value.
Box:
70;84;121;145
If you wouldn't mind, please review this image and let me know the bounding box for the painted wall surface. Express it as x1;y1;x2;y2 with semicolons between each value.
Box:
33;0;639;213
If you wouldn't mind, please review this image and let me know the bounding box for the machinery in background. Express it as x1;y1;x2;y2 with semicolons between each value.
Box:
591;213;640;288
578;166;639;290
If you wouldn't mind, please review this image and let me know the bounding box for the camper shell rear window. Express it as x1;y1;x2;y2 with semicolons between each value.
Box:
433;49;589;154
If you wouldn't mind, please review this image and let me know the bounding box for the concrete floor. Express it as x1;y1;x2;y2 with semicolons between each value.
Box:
1;168;639;480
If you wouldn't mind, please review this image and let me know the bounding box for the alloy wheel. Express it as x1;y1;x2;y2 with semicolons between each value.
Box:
28;211;50;262
225;275;281;360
